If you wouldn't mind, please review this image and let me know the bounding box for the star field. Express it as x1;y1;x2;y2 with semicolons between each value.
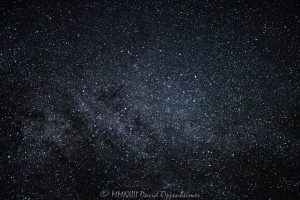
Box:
0;0;299;199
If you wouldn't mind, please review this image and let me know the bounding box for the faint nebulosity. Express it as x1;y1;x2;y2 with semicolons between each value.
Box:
0;0;299;199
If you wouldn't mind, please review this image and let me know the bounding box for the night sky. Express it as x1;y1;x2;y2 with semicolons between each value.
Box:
0;0;299;199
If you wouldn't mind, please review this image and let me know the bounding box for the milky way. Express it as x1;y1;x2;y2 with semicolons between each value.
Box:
1;0;299;199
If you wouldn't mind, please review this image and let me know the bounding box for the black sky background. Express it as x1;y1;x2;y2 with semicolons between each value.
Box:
0;0;300;199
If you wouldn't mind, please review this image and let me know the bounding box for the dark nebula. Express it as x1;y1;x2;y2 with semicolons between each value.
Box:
0;0;299;199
